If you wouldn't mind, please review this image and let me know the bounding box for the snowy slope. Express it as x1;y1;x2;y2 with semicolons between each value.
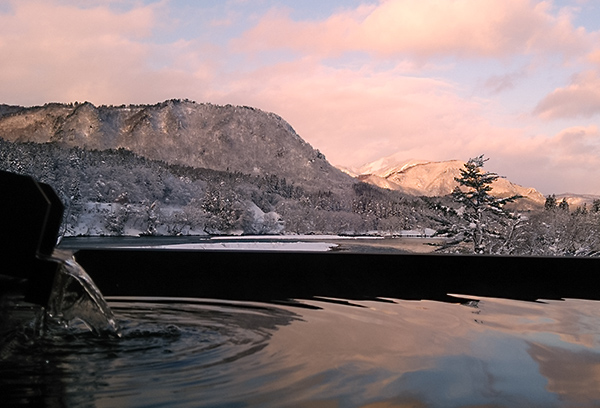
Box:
357;154;429;179
555;193;600;208
0;100;354;193
353;158;546;208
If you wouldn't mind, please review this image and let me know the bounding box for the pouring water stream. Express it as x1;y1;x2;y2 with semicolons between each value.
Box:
45;250;121;337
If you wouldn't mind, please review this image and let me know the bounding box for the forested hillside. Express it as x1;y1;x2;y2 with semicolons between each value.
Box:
0;100;351;193
0;139;439;237
3;139;600;256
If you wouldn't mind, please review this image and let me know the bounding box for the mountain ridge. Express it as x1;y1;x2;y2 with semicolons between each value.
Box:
3;99;596;208
0;99;353;193
349;157;547;210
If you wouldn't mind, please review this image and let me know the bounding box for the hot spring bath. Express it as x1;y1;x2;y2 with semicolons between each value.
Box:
3;294;600;407
3;243;600;407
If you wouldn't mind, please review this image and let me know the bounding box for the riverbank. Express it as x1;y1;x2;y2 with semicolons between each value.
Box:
59;235;447;254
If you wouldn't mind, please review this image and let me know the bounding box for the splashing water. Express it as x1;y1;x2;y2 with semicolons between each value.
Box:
46;251;121;337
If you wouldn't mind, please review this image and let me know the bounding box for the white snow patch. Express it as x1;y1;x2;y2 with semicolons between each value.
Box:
134;241;338;252
209;234;383;241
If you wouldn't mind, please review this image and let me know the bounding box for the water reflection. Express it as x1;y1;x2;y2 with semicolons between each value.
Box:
2;296;600;407
250;297;600;407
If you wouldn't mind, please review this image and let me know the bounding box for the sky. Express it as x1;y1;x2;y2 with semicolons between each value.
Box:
1;0;600;195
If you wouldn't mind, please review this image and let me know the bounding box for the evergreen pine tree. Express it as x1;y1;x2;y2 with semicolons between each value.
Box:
558;198;570;212
452;155;521;253
544;194;557;211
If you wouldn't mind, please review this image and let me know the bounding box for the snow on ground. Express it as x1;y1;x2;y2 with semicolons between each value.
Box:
134;241;338;252
209;235;383;241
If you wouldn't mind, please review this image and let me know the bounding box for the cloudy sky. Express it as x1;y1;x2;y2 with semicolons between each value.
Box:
1;0;600;194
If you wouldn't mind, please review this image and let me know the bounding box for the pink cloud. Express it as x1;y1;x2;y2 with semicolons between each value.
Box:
0;0;195;105
223;59;600;193
209;57;514;169
534;70;600;119
236;0;589;59
431;124;600;194
2;0;600;194
552;125;600;158
499;125;600;193
588;49;600;66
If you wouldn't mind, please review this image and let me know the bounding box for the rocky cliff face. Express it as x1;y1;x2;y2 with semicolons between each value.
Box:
0;100;353;192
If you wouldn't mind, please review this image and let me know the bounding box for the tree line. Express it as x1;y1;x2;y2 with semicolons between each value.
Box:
0;140;437;237
2;140;599;256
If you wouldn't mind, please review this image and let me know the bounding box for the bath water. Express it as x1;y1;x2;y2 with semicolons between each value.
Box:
2;294;600;407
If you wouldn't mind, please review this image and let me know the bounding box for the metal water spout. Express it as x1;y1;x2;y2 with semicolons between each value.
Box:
0;170;64;306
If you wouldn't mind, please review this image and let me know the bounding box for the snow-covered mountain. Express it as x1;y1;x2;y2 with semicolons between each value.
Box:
351;157;546;209
0;100;353;193
356;152;430;179
555;193;600;208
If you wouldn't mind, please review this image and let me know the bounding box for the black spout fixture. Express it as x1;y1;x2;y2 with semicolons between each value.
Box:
0;170;64;306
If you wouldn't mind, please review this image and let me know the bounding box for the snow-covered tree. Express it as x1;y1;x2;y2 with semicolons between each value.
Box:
558;198;570;212
544;194;557;211
451;155;521;253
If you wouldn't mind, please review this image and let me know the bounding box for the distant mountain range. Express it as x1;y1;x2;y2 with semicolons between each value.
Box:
4;99;600;254
340;156;547;210
555;193;600;208
1;99;596;209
